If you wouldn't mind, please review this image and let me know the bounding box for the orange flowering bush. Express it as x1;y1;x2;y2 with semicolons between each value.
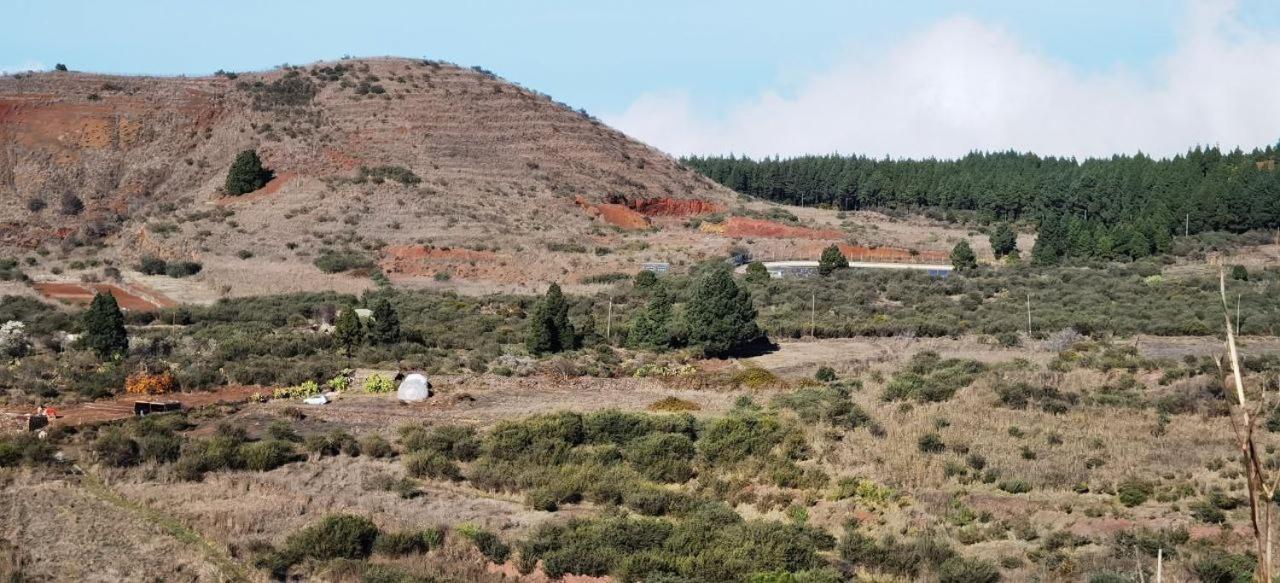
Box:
125;371;177;395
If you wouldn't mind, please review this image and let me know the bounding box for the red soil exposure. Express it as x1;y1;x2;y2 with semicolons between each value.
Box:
1;385;264;430
711;217;845;240
380;245;500;277
610;196;724;217
33;282;175;311
216;172;294;206
575;196;650;230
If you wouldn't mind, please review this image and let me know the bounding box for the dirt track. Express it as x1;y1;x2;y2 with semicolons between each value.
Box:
32;281;175;311
2;385;263;431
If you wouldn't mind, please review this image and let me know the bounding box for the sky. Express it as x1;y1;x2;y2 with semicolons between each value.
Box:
5;0;1280;159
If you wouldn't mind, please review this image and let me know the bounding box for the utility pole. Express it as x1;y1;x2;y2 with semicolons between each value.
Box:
605;298;613;343
810;291;816;338
1024;294;1034;340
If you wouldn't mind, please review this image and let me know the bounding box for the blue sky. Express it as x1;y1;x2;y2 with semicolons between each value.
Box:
6;1;1280;157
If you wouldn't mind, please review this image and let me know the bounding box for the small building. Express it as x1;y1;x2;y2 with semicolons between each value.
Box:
640;262;670;274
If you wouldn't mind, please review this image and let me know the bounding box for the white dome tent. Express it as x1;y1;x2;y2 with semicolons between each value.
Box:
397;373;431;402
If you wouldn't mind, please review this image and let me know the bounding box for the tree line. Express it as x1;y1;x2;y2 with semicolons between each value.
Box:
683;146;1280;263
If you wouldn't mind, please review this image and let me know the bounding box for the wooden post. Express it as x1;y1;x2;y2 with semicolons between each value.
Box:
810;291;816;338
606;298;613;343
1026;293;1032;337
1156;548;1163;583
1185;213;1190;237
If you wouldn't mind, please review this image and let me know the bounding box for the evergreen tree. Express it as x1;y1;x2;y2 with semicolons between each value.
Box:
224;149;273;196
950;240;977;271
633;270;658;290
817;244;849;276
744;261;770;284
989;223;1017;258
368;298;401;344
1031;215;1066;265
333;305;364;357
82;292;128;360
525;283;576;354
627;286;674;350
684;269;762;357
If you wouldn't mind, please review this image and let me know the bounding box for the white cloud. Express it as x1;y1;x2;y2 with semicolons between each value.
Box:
607;0;1280;159
0;60;46;75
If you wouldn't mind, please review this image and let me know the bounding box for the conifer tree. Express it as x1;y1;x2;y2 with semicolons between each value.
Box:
525;283;576;354
334;305;364;357
817;244;849;276
989;223;1017;258
224;149;272;196
950;240;977;271
368;298;401;344
684;269;762;357
82;292;128;360
627;286;674;350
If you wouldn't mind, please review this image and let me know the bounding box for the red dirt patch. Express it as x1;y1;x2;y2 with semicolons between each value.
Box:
707;217;844;240
2;385;263;431
215;172;294;206
33;282;175;311
610;196;724;217
380;245;502;278
575;196;650;229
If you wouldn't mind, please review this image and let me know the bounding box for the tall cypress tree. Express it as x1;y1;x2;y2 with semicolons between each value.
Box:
333;305;364;357
82;292;128;360
684;269;762;357
525;283;576;354
817;244;849;276
368;298;401;344
627;286;674;350
989;223;1017;258
950;241;977;271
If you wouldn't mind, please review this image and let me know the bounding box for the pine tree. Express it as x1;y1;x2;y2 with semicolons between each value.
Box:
817;244;849;276
82;292;128;360
950;240;977;271
627;286;674;349
333;305;364;357
1031;214;1066;265
525;283;576;354
224;149;272;196
989;223;1017;258
368;298;401;344
684;269;762;357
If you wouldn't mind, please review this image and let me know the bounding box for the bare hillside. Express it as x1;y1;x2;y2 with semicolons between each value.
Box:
0;58;965;301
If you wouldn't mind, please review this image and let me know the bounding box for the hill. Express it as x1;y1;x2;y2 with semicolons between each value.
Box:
0;58;748;300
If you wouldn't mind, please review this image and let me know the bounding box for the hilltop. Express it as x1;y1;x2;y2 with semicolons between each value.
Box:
0;58;752;299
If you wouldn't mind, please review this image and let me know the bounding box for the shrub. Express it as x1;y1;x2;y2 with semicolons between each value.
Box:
360;434;395;458
814;366;836;382
998;479;1031;494
374;530;436;556
917;432;946;453
164;261;203;278
240;439;299;471
125;371;177;395
314;249;375;273
306;430;359;457
363;373;396;393
938;556;1002;583
398;424;480;461
284;514;380;561
1116;479;1153;507
647;396;701;412
624;433;695;483
1191;551;1255;583
884;352;984;402
137;256;168;275
457;524;509;564
93;428;140;467
224;149;273;195
0;434;55;467
404;452;461;480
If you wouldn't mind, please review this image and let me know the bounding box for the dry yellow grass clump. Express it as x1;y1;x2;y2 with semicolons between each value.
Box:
647;396;701;412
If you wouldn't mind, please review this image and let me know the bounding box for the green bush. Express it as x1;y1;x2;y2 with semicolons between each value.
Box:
93;428;141;467
360;434;395;458
1191;550;1255;583
374;530;437;556
1116;479;1153;507
404;451;461;480
0;433;56;467
314;249;375;274
917;432;946;453
457;525;510;564
623;433;695;483
239;439;299;471
938;556;1001;583
225;149;273;195
883;352;984;402
284;514;380;561
814;366;836;382
998;479;1031;494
